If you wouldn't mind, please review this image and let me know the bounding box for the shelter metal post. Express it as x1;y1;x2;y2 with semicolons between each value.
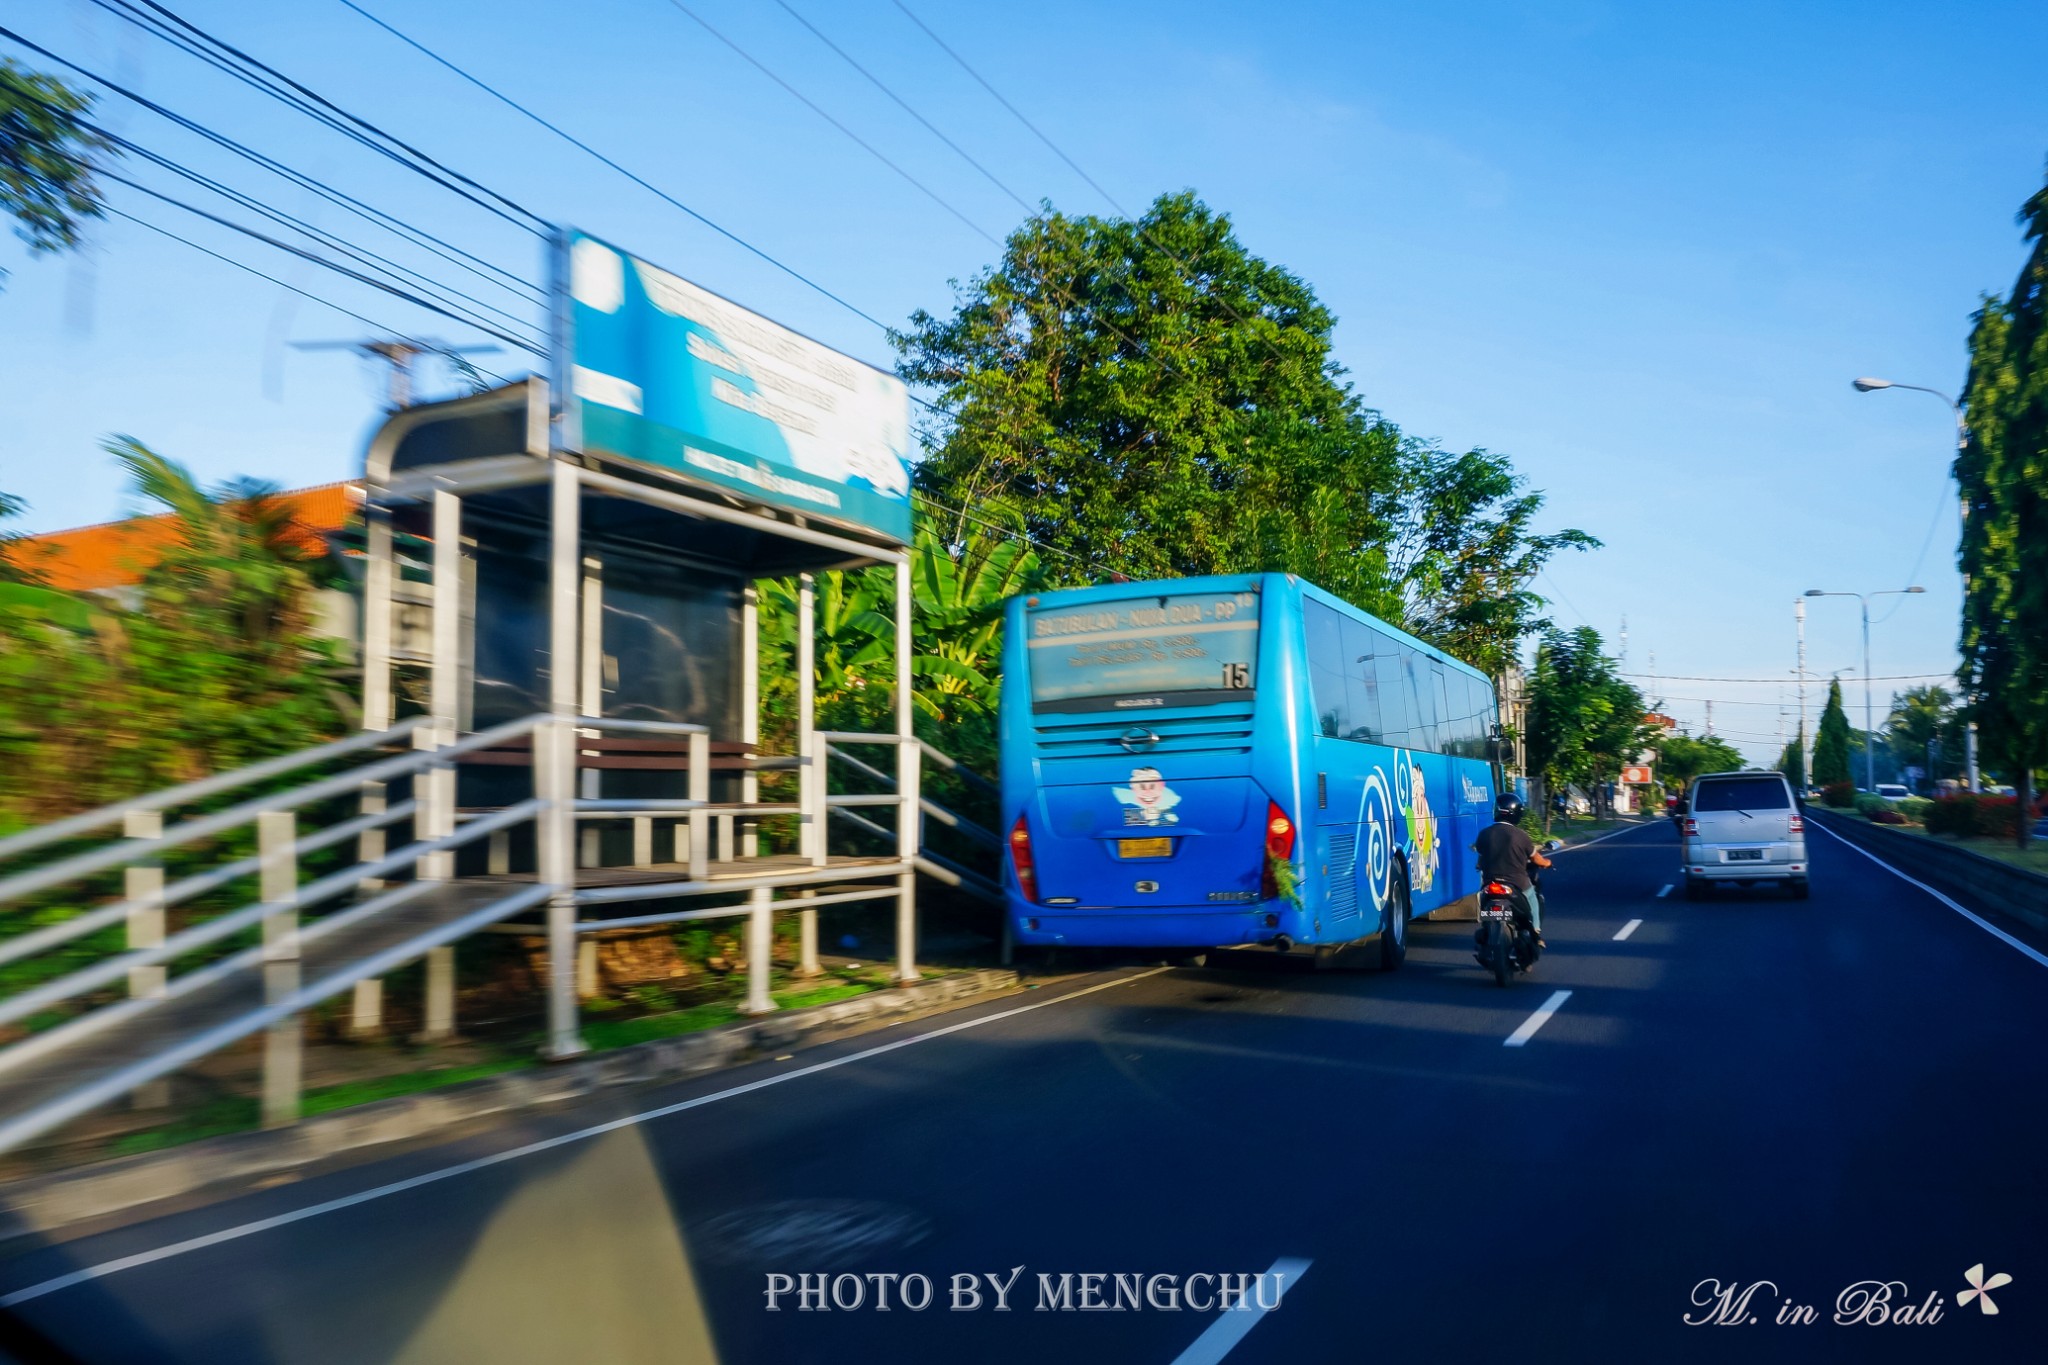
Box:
259;811;301;1128
543;460;585;1058
579;559;603;869
799;574;821;870
354;513;393;1031
423;490;461;882
741;585;759;859
894;558;921;984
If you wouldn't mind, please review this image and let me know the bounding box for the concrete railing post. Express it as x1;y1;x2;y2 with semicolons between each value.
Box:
258;810;301;1129
744;887;777;1015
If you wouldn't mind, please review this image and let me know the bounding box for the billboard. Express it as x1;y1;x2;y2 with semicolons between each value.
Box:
562;231;913;544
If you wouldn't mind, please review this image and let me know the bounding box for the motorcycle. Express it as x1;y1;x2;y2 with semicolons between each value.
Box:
1475;845;1558;987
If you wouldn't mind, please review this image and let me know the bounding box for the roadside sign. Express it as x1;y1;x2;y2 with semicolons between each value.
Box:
1621;765;1654;784
561;231;913;544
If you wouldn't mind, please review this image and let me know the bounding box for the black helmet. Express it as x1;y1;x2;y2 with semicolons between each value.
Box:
1495;792;1526;824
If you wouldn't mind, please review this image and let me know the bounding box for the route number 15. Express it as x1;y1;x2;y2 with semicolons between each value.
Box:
1221;663;1251;689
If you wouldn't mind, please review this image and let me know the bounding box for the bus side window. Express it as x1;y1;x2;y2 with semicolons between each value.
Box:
1341;616;1382;742
1304;600;1349;739
1374;634;1414;749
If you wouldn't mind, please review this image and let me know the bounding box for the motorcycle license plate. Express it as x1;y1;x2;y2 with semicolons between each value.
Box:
1118;837;1173;859
1479;907;1513;919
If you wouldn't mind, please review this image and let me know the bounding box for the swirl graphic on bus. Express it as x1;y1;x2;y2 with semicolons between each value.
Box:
1359;770;1393;911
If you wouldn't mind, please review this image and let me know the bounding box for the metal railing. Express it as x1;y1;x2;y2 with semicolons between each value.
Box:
0;712;1001;1156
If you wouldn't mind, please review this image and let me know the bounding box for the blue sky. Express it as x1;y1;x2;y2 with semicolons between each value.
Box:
4;0;2045;761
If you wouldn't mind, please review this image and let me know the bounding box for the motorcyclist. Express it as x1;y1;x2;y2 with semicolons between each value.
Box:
1473;792;1550;948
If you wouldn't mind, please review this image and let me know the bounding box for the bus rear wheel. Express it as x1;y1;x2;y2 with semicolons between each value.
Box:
1378;872;1409;972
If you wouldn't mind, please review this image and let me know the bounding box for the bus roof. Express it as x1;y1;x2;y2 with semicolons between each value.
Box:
1018;572;1494;685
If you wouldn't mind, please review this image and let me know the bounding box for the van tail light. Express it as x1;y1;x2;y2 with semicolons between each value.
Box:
1683;817;1699;838
1788;814;1805;834
1260;802;1296;900
1009;815;1038;903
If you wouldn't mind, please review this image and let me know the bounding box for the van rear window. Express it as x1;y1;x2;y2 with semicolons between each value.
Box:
1692;777;1791;812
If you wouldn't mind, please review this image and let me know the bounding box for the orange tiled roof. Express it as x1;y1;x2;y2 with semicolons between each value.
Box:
12;482;362;592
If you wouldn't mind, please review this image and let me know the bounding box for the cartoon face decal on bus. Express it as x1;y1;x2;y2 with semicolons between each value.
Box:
1362;750;1440;905
1113;767;1181;826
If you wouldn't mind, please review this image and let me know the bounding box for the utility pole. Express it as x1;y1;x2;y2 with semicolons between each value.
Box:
291;337;501;410
1795;598;1809;787
1705;699;1714;740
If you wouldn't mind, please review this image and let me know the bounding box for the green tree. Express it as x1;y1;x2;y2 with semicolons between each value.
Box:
1;60;114;291
895;192;1594;676
1959;163;2048;844
1776;727;1806;790
1885;685;1957;788
0;440;347;822
1524;627;1656;828
1656;731;1745;793
1813;677;1852;788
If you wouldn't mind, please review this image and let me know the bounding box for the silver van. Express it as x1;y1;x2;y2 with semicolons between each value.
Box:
1681;770;1808;899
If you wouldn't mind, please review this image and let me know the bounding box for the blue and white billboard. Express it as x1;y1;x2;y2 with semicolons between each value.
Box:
564;231;913;544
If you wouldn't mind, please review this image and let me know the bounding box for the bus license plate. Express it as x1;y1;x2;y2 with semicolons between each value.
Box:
1118;837;1173;859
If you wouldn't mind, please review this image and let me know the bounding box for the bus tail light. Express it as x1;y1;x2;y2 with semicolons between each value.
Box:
1683;817;1699;838
1009;815;1038;902
1260;802;1296;900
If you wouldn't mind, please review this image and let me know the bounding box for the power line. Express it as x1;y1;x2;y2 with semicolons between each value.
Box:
0;23;543;302
663;0;999;247
101;0;549;233
100;129;541;341
332;0;895;335
885;0;1301;382
104;172;547;353
771;0;1034;217
1623;671;1952;685
104;206;511;387
891;0;1125;215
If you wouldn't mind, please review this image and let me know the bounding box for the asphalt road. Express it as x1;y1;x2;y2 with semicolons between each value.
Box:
2;819;2045;1364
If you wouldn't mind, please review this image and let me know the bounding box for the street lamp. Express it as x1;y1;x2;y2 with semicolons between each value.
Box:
1805;587;1926;791
1852;375;1978;791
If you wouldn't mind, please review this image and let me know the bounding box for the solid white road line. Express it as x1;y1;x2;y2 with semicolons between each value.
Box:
1655;883;1673;898
0;967;1174;1308
1809;822;2048;971
1504;989;1574;1047
1169;1256;1313;1365
1552;821;1661;853
1613;919;1642;941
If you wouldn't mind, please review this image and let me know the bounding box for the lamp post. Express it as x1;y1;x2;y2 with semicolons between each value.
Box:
1805;587;1926;791
1852;377;1978;792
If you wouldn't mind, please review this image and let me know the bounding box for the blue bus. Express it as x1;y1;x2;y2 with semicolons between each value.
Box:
999;573;1503;964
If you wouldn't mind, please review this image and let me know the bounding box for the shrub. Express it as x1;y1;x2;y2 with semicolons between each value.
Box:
1896;796;1933;824
1853;793;1888;817
1926;796;1974;836
1925;793;2025;838
1870;809;1908;825
1822;781;1857;809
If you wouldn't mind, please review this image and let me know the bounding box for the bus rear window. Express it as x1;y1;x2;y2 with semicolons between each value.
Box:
1027;589;1260;713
